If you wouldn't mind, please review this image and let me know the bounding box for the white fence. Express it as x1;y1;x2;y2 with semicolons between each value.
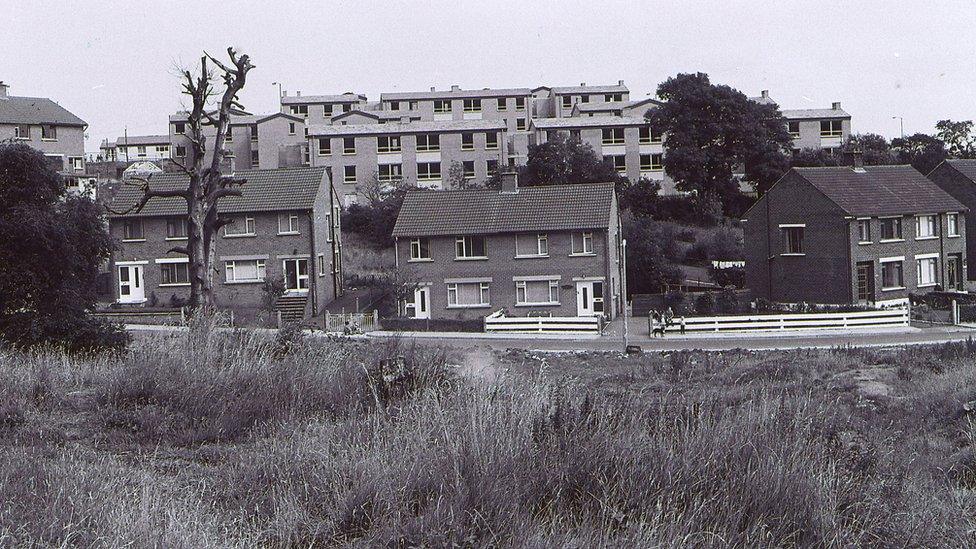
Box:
324;310;379;333
652;307;910;334
484;310;603;335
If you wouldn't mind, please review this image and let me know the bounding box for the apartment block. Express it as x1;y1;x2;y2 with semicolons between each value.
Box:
169;111;308;171
532;81;630;119
308;118;508;205
280;92;369;121
752;90;851;154
99;135;172;162
0;80;93;196
105;167;343;317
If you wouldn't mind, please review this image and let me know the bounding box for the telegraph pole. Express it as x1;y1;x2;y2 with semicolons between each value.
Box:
621;238;629;350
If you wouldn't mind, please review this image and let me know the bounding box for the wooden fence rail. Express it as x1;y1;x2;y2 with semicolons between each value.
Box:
484;310;603;334
651;307;910;334
324;310;380;333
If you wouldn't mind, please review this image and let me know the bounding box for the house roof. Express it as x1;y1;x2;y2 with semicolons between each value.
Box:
790;165;966;216
574;98;661;114
551;84;628;95
531;116;647;130
0;95;87;126
379;87;532;101
329;109;423;123
782;108;850;120
941;159;976;181
308;119;505;137
105;135;171;148
107;166;327;218
281;93;367;105
392;182;616;237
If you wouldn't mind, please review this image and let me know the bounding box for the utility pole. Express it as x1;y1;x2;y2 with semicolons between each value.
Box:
621;238;629;350
892;116;904;140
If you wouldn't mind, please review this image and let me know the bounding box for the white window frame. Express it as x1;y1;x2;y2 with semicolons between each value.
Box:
318;138;331;156
915;253;939;288
121;219;145;242
463;98;482;113
515;233;549;258
344;165;357;184
455;235;488;260
948;212;960;237
225;259;267;284
571;232;594;256
377;135;401;153
879;217;903;242
820;119;843;138
41;125;57;141
417;162;441;181
461;132;474;151
446;281;491;308
880;256;906;291
915;214;938;240
409;237;432;262
224;217;256;237
462;160;476;179
515;97;526;111
318;254;327;276
433;100;452;114
516;118;527;132
601;127;624;145
378;163;402;183
857;218;872;244
416;133;440;152
514;276;561;306
343;137;356;155
788;121;800;138
278;213;301;235
485;132;499;150
156;257;190;287
14;124;30;139
496;97;507;111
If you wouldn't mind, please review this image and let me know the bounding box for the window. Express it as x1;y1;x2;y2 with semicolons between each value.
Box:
288;122;296;135
639;126;652;144
640;154;663;171
175;145;187;157
463;99;482;113
290;105;308;117
166;218;188;240
416;133;440;152
650;128;663;143
122;219;144;241
516;233;549;257
225;259;266;283
409;101;418;110
486;132;499;149
318;254;327;276
605;93;623;102
389;101;400;111
788;121;800;138
570;129;581;141
14;124;29;139
433;100;452;113
948;213;960;237
160;262;189;286
378;163;402;182
880;217;903;241
561;95;573;108
462;160;475;179
572;232;593;255
857;219;871;243
342;104;351;113
820;120;843;137
496;97;507;111
515;97;526;111
251;149;259;167
916;214;938;239
580;94;589;104
278;213;300;235
782;226;804;254
455;235;487;259
461;132;474;150
318;138;331;155
158;145;170;154
602;128;624;145
917;256;939;287
344;165;357;184
486;159;498;176
224;217;255;237
343;137;356;154
515;279;560;305
516;118;527;131
173;122;185;134
69;157;84;170
323;104;334;117
417;162;441;181
302;146;310;165
881;259;904;290
41;125;57;140
447;282;490;307
410;238;431;261
607;155;626;173
377;135;401;153
304;127;309;138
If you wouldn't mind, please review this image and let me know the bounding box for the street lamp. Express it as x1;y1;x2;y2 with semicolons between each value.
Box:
892;116;904;140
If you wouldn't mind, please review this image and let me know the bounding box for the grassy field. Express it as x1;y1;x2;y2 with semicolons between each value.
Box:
3;327;976;547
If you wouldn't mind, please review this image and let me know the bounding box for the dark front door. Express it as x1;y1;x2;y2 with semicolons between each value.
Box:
856;261;874;302
947;254;964;291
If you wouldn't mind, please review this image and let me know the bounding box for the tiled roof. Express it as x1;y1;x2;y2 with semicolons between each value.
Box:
575;98;661;114
106;135;171;147
330;109;423;122
792;165;966;216
782;108;850;120
551;84;629;95
0;95;86;126
749;95;777;105
392;182;615;237
107;166;327;218
380;88;532;101
531;116;647;130
943;159;976;181
308;119;505;137
281;93;367;105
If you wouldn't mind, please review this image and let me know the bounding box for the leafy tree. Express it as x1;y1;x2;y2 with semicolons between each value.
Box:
935;119;976;158
0;144;129;352
446;160;479;189
343;185;409;249
892;133;947;175
791;148;844;168
646;72;792;198
791;134;895;168
622;216;683;295
617;178;661;218
520;135;626;187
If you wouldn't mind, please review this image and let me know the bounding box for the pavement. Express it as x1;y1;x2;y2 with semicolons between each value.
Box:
126;322;976;352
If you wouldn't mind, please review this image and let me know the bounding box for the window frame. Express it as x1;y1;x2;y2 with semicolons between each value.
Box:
916;254;939;288
41;125;57;141
433;99;452;114
485;132;499;150
417;161;442;181
496;97;507;111
224;259;267;284
409;237;432;262
879;217;903;242
223;216;256;238
318;137;331;156
278;212;301;235
515;278;561;306
416;133;440;152
165;217;188;240
159;260;190;286
377;135;401;153
455;235;488;260
857;218;872;244
948;212;960;237
820;119;843;138
461;132;475;151
571;232;594;256
121;219;145;242
343;165;357;184
915;214;938;240
780;224;805;255
343;137;356;155
601;127;624;145
378;163;402;183
880;257;905;291
463;98;482;113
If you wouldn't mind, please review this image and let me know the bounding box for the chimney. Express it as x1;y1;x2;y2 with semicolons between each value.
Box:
580;82;586;86
761;90;769;98
296;90;301;97
430;86;436;92
618;79;624;86
832;101;842;110
0;81;7;99
451;85;460;92
849;149;865;171
500;169;519;194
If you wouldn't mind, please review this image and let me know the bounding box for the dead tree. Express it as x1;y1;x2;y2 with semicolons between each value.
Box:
122;48;254;313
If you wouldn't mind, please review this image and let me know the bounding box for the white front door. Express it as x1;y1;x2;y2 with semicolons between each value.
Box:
283;259;309;293
576;280;605;317
118;264;146;303
404;287;431;319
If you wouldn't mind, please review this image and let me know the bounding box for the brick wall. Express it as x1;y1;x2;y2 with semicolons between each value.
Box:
926;162;976;281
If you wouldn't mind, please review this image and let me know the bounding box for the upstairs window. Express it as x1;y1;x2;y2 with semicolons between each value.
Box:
561;95;573;108
601;128;624;145
122;219;145;241
389;101;400;111
173;122;185;134
496;97;507;111
290;105;308;117
461;132;474;150
434;100;452;113
14;124;30;139
323;104;334;117
580;94;590;104
880;217;903;241
572;232;594;255
417;162;441;181
857;219;871;243
639;126;652;144
377;135;401;153
948;213;960;237
343;137;356;154
650;128;663;143
344;165;357;184
820;120;843;137
409;238;431;261
782;226;804;254
915;214;938;239
605;93;623;102
455;235;487;259
288;122;296;135
516;118;527;131
788;121;800;138
463;99;482;113
69;157;84;170
378;163;402;182
166;218;188;240
224;217;256;237
515;233;549;257
486;132;499;149
462;160;475;179
515;97;526;111
278;213;300;235
318;137;331;155
41;125;57;140
416;133;440;152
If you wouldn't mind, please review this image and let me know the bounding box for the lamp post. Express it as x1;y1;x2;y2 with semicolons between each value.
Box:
892;116;904;140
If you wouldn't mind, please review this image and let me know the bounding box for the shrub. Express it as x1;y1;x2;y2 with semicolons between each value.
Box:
717;288;739;314
695;292;716;315
710;266;745;288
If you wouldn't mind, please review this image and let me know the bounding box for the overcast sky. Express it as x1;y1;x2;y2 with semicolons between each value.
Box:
4;1;974;152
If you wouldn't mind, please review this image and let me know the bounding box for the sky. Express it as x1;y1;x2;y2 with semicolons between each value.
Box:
3;0;974;152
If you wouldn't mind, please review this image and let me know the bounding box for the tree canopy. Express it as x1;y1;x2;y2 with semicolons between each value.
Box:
892;133;948;175
519;135;627;187
646;72;792;199
0;144;128;352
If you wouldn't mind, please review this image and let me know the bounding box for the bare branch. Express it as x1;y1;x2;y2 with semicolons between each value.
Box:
166;246;190;256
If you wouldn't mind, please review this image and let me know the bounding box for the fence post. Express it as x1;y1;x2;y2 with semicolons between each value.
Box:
277;310;282;329
230;309;235;327
953;300;959;325
373;309;379;329
180;306;186;324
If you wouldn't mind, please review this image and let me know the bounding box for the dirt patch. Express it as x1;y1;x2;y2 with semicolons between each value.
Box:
459;346;503;382
833;366;899;400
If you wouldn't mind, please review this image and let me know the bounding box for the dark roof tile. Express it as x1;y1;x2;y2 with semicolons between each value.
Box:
0;95;86;126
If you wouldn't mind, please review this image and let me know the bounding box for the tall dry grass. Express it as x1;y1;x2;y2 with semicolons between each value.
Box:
3;330;976;546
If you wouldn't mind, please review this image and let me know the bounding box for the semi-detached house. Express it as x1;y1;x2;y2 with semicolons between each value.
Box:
106;166;342;318
392;173;623;321
743;162;966;306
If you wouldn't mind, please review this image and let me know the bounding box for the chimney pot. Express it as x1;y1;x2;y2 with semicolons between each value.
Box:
500;169;519;194
832;101;842;110
0;81;7;99
580;82;586;86
296;90;301;97
849;149;864;170
618;79;624;86
761;90;769;98
451;85;460;92
430;86;435;92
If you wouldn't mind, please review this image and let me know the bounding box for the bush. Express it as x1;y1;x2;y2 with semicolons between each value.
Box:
710;266;745;288
663;291;690;315
695;292;716;315
717;288;739;314
0;312;130;354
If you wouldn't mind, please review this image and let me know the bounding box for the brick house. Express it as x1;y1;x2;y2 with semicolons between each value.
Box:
106;166;342;317
926;160;976;283
391;173;623;321
743;163;966;306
